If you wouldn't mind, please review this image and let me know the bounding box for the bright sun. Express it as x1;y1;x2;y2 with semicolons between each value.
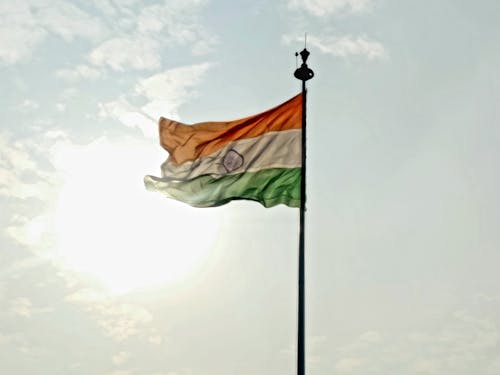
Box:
53;137;221;294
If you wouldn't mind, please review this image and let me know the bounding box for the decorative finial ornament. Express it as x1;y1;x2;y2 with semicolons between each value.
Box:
294;48;314;82
300;48;309;63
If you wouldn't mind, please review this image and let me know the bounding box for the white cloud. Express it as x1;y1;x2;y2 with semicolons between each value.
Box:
149;335;163;345
98;96;157;138
0;2;46;64
136;62;211;120
191;36;218;56
65;288;105;304
0;330;32;355
0;131;71;252
9;297;33;318
15;99;40;110
37;1;105;42
112;351;130;366
0;1;106;65
99;63;211;137
5;214;53;248
0;26;46;65
326;304;500;375
7;296;53;318
67;289;155;341
56;64;103;82
284;34;387;60
89;37;161;71
87;0;216;72
58;87;79;101
359;331;382;343
135;0;215;52
0;132;58;200
334;357;363;372
1;0;216;70
288;0;373;16
476;293;500;302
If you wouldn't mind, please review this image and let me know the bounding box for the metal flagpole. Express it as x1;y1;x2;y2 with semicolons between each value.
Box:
294;48;314;375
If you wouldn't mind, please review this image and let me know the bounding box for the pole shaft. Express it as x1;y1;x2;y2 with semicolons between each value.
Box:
294;46;313;375
297;80;307;375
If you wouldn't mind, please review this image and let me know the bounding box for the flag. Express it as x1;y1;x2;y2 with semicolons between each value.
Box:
144;93;302;208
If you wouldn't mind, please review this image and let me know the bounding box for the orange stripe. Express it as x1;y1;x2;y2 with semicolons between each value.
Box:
159;93;302;164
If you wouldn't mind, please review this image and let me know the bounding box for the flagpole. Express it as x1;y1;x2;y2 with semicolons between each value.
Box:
294;48;314;375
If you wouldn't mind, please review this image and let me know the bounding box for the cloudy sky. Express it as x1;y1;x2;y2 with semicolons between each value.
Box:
1;0;500;374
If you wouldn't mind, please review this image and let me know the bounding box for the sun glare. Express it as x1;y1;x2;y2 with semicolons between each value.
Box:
53;138;221;294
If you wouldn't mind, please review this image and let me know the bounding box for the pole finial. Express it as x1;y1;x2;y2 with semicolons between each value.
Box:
294;47;314;82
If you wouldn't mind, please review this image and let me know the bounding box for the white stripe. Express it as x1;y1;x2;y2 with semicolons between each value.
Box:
161;129;301;180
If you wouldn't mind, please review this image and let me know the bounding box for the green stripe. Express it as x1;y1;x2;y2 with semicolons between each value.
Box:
144;168;301;208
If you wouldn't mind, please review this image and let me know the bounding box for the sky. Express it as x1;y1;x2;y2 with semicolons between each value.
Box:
1;0;500;374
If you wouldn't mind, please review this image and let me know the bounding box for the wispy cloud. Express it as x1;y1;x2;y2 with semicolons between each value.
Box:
359;331;382;343
89;37;162;72
56;64;103;82
0;0;106;65
310;34;387;60
325;304;500;375
5;214;53;248
7;296;53;318
0;132;59;200
0;131;71;255
284;0;387;63
284;33;387;61
98;97;156;138
66;289;156;341
15;99;40;111
9;297;33;317
36;1;105;41
334;357;363;372
109;371;133;375
99;62;212;137
1;0;216;71
287;0;373;17
0;2;47;64
87;0;216;72
112;351;130;366
136;63;212;120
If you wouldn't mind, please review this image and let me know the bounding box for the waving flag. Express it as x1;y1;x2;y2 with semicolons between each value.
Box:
144;93;302;207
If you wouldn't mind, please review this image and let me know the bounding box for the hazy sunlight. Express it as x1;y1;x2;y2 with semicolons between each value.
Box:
53;138;221;294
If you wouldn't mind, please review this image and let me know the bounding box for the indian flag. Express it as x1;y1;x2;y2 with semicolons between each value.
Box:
144;93;302;208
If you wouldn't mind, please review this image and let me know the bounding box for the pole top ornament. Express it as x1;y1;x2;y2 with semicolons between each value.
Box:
294;48;314;82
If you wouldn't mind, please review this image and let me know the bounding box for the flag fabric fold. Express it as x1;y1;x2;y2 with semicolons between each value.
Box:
144;93;302;208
